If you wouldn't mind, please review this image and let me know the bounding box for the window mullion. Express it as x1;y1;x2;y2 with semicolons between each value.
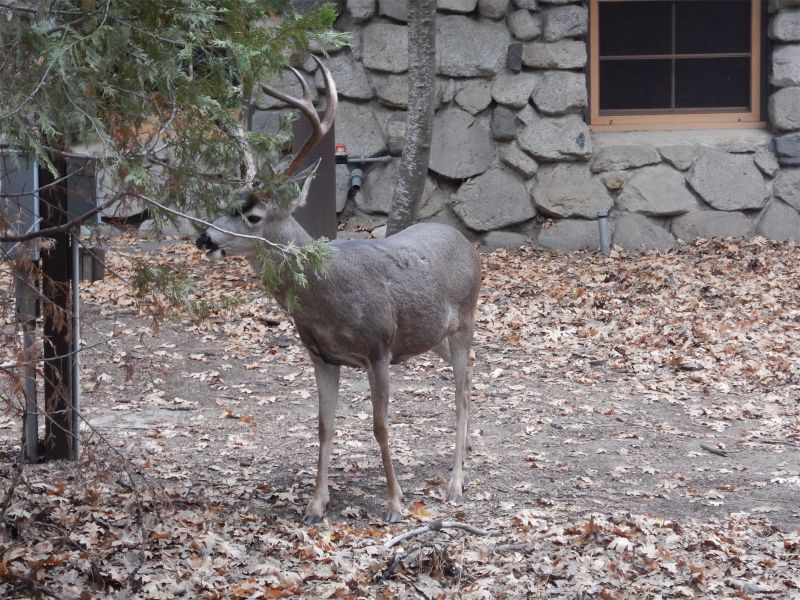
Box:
671;0;676;110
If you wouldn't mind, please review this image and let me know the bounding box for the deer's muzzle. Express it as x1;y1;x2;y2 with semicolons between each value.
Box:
196;231;226;259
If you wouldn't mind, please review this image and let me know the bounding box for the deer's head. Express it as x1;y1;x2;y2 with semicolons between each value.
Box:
196;56;336;260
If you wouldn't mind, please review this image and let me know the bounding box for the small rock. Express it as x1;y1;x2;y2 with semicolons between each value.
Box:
508;9;542;41
491;72;539;108
501;142;539;178
671;211;754;242
769;9;800;41
478;0;510;20
491;105;520;141
754;149;780;177
542;4;588;42
617;164;699;216
518;113;592;162
769;87;800;131
362;22;408;73
347;0;376;22
533;163;613;218
771;44;800;87
480;230;530;250
455;80;493;115
522;40;587;69
658;145;696;171
430;108;495;179
591;145;660;173
531;70;587;115
773;167;800;211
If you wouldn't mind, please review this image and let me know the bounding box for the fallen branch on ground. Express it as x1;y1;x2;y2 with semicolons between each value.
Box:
384;520;493;549
700;443;728;457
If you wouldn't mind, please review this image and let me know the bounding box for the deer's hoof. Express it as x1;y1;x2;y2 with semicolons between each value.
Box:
447;493;462;504
385;512;402;523
301;513;323;525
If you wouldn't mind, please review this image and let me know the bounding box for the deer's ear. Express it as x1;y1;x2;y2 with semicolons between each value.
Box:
292;159;321;209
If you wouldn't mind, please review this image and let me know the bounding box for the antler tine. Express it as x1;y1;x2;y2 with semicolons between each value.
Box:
259;56;338;177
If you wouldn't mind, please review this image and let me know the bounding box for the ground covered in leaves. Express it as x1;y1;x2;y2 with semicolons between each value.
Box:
1;234;799;598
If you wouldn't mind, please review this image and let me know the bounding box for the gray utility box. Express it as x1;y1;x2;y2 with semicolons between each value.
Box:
65;157;99;222
1;153;104;280
0;153;39;259
291;114;337;240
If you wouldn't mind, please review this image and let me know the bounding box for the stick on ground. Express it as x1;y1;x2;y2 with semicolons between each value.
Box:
384;520;493;549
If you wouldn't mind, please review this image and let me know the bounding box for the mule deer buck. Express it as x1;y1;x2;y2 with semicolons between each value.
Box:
196;58;481;523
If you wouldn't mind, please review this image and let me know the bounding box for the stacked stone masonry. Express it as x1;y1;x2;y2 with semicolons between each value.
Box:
247;0;800;249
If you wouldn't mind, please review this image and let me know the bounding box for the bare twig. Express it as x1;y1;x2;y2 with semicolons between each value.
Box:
700;443;728;457
384;520;493;549
133;192;294;254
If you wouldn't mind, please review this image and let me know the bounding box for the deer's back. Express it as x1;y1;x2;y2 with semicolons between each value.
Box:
292;223;480;367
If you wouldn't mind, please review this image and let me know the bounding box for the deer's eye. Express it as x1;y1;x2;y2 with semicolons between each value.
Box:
246;214;262;224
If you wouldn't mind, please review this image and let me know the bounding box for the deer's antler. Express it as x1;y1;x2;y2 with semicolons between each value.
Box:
260;55;337;178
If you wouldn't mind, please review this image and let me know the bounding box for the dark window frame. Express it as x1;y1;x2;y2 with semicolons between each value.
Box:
589;0;765;131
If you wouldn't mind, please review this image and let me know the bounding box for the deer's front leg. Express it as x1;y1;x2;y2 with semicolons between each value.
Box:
302;358;340;524
367;357;403;522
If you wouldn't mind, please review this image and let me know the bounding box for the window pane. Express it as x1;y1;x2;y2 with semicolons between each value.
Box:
599;60;672;110
675;1;751;54
599;1;672;56
675;58;750;108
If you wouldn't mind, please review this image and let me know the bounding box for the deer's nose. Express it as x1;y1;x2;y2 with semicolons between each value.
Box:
196;231;212;250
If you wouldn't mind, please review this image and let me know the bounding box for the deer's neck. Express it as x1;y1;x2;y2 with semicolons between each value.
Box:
249;216;317;309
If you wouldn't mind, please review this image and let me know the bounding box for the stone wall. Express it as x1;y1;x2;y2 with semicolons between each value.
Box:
249;0;800;250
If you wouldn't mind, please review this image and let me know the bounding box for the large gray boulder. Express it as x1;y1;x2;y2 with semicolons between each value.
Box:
379;0;408;21
686;147;769;211
437;16;510;77
542;5;588;42
316;53;373;100
773;167;800;211
348;0;376;22
362;22;408;73
452;168;535;230
537;218;600;251
532;163;613;218
518;113;592;161
371;73;409;108
617;164;699;216
770;9;800;41
612;213;675;251
769;87;800;131
491;72;539;108
590;145;660;172
671;211;754;241
771;44;800;87
522;41;586;69
756;200;800;242
335;102;387;157
531;71;586;115
430;108;495;179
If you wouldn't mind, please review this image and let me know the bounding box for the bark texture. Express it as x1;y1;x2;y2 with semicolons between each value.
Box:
385;0;437;236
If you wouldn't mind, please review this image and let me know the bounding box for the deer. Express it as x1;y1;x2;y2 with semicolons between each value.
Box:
195;57;482;523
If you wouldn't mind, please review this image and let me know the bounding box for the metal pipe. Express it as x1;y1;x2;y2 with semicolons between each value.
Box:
71;231;81;460
597;212;611;256
15;266;38;462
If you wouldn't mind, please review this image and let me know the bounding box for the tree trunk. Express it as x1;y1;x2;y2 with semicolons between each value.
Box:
385;0;436;237
40;158;75;460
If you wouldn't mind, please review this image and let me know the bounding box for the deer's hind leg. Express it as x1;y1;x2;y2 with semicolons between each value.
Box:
438;323;474;503
367;356;404;522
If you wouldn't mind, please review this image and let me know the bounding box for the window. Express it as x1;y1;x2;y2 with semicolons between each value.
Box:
589;0;763;130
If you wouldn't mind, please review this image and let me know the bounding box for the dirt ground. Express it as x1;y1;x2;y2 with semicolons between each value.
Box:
1;234;798;598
